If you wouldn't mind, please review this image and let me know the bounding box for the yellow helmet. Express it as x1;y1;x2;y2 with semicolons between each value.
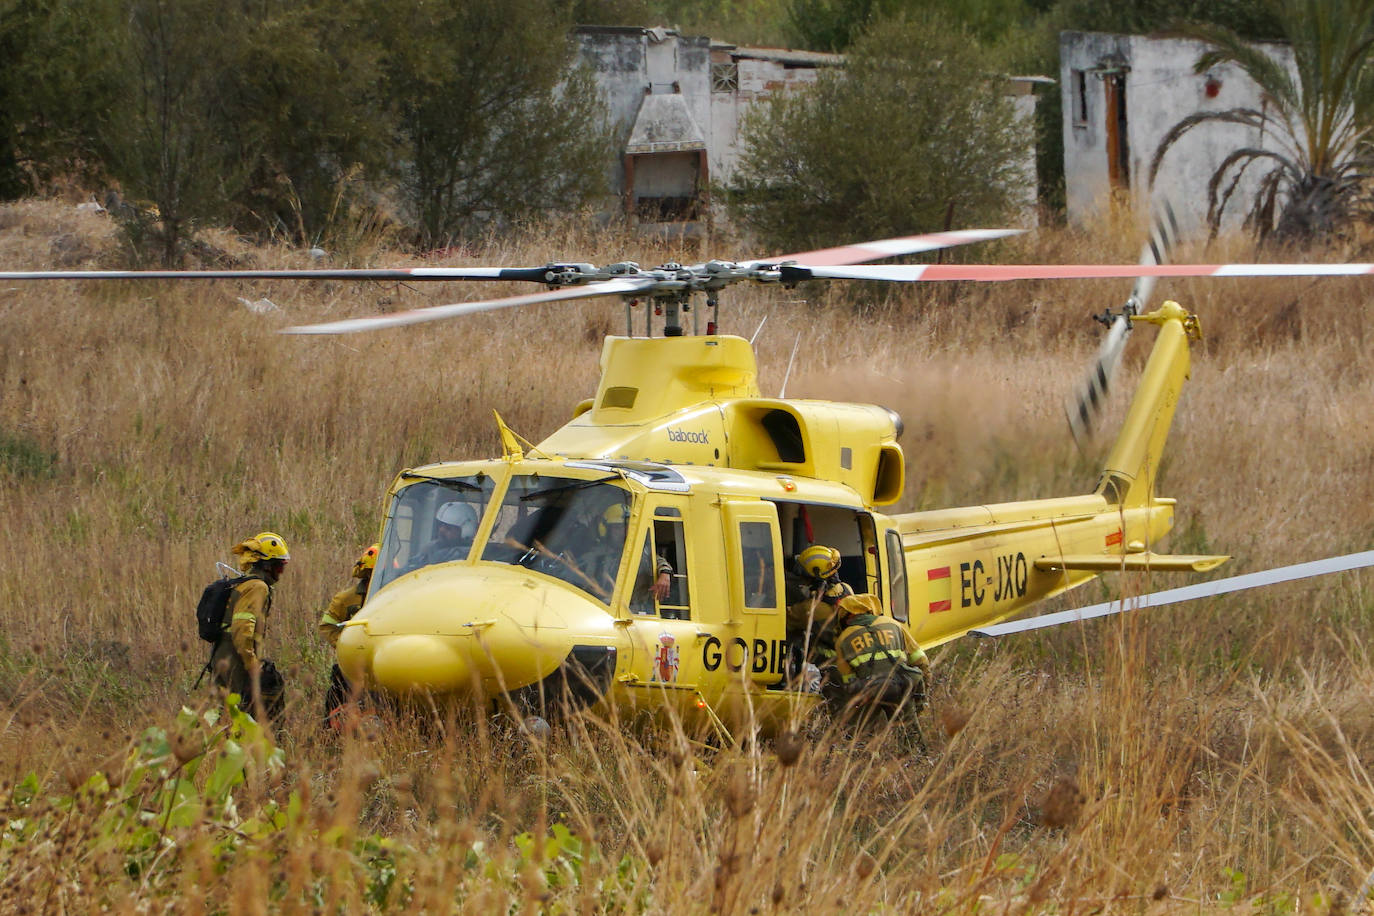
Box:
352;543;380;578
231;531;291;567
798;545;841;580
837;593;883;619
598;502;630;538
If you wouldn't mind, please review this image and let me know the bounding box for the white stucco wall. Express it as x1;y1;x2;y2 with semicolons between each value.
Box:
1062;30;1295;235
577;26;1039;227
576;27;840;207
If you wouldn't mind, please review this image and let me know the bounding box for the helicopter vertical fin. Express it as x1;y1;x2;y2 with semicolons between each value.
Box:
1096;301;1200;506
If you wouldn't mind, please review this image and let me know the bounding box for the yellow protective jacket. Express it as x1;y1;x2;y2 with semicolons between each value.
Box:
319;579;368;646
785;580;852;631
834;613;928;684
226;576;273;669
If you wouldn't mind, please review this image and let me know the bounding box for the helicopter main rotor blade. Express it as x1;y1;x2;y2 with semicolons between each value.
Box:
782;262;1374;282
736;228;1025;269
970;550;1374;637
282;277;657;334
0;266;534;282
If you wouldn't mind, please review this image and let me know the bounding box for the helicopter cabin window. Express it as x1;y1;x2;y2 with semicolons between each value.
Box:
885;529;909;623
479;474;633;605
374;476;495;590
631;514;691;619
739;521;777;609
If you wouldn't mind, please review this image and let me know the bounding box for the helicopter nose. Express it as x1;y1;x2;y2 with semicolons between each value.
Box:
370;634;470;693
336;563;605;698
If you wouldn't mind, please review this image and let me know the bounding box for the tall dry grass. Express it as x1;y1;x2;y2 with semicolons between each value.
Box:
2;199;1374;910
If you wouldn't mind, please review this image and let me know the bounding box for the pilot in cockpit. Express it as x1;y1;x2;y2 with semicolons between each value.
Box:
409;501;478;569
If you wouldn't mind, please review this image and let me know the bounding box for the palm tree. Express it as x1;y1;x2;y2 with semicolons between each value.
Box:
1150;0;1374;240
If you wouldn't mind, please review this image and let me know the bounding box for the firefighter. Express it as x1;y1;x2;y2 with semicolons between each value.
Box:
785;544;852;672
832;593;930;719
579;502;671;607
320;544;377;727
212;531;290;722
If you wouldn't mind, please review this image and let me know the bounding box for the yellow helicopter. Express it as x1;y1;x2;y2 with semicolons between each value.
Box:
11;225;1374;737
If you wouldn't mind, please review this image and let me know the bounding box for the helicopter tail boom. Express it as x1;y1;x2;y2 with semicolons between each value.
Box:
1096;301;1199;507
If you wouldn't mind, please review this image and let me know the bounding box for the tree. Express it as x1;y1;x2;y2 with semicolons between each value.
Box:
91;0;396;261
1054;0;1283;40
94;0;241;265
1149;0;1374;241
373;0;612;248
0;0;122;199
209;0;393;249
728;14;1029;252
786;0;902;52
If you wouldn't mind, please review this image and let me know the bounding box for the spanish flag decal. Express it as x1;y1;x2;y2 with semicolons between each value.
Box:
1105;529;1123;548
928;566;952;612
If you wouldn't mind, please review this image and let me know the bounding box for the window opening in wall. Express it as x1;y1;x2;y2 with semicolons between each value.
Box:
1073;69;1088;125
711;61;738;93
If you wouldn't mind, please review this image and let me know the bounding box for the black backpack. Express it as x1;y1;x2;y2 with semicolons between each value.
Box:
196;575;248;643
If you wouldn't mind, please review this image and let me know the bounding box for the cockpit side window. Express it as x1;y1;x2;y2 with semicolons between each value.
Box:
375;476;493;590
480;474;633;604
630;517;691;619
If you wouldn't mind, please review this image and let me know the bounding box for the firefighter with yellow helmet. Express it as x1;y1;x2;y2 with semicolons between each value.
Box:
832;593;930;716
321;543;378;726
785;545;853;668
211;531;290;721
577;501;671;605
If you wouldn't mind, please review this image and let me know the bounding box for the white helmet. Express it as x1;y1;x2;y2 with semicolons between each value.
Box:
435;501;478;538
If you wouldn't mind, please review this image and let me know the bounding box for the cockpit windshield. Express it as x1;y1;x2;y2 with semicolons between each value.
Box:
374;475;494;590
480;474;632;604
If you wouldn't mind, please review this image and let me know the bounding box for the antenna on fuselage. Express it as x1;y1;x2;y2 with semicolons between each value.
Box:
780;332;802;397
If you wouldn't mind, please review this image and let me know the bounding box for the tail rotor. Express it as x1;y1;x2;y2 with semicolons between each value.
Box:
1065;203;1179;446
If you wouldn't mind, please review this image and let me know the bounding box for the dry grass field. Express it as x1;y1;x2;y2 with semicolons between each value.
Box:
2;198;1374;912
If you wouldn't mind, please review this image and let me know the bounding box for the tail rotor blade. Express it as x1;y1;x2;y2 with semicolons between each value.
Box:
1066;202;1179;446
1129;201;1179;309
1066;313;1130;445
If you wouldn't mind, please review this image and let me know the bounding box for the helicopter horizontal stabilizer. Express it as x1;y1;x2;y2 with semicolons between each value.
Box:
972;550;1374;637
1033;552;1229;573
